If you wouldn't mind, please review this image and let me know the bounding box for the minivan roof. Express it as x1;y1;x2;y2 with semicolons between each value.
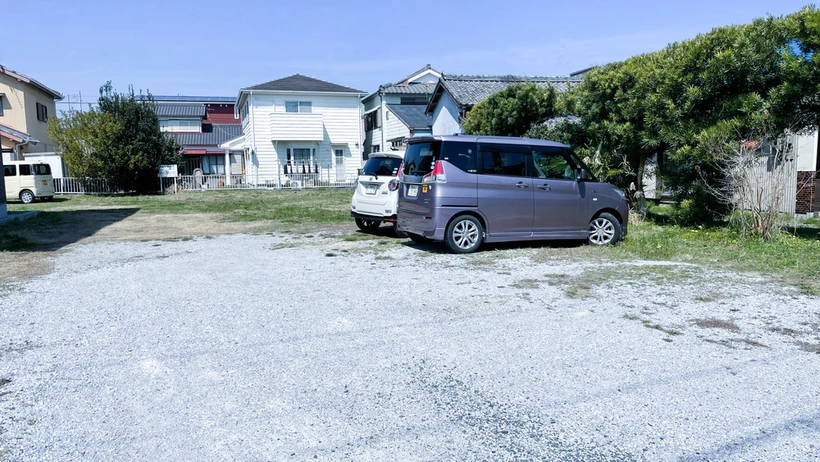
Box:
408;134;569;148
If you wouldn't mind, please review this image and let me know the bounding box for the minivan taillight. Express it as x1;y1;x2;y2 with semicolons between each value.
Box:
422;161;447;184
397;162;405;181
388;179;399;191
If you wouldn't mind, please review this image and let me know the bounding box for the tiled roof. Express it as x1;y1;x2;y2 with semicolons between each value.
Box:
169;124;243;147
0;122;32;143
439;74;582;107
0;65;63;99
387;105;433;130
379;83;437;95
155;103;206;117
243;74;364;94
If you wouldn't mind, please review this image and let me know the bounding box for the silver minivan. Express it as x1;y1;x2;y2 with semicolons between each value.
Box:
397;135;628;253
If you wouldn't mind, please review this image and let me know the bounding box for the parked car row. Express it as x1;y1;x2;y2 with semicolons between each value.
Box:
351;135;629;254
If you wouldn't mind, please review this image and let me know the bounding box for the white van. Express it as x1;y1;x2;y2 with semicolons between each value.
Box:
3;160;55;203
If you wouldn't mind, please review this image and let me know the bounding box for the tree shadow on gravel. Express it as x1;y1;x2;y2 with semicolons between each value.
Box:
0;208;139;252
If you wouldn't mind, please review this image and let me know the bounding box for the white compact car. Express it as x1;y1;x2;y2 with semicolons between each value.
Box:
350;152;405;236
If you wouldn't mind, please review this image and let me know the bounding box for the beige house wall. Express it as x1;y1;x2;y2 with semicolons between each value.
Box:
0;72;30;133
0;72;59;154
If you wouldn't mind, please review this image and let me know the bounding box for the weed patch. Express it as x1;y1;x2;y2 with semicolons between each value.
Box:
795;341;820;354
692;318;740;332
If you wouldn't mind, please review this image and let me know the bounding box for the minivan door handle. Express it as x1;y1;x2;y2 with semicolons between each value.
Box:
515;182;530;189
537;184;551;190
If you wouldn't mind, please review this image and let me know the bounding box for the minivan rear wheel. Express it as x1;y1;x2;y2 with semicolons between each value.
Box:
355;218;380;232
446;215;483;254
19;190;35;204
588;213;621;245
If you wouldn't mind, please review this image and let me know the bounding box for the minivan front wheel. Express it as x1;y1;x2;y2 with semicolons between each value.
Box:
446;215;483;254
588;213;621;245
19;190;35;204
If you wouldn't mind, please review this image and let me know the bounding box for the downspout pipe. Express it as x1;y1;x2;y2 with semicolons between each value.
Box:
13;137;38;160
379;89;385;152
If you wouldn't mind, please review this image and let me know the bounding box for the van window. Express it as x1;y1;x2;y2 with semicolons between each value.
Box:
532;147;575;180
479;143;529;177
31;164;51;175
403;141;440;176
440;141;477;173
19;164;31;176
3;165;15;177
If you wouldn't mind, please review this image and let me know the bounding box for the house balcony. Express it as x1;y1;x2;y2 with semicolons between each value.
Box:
269;113;324;141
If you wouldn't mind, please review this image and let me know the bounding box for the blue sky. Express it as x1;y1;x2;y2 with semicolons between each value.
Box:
3;0;813;109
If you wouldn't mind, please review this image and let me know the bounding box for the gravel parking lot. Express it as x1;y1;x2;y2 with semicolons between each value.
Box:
1;231;819;461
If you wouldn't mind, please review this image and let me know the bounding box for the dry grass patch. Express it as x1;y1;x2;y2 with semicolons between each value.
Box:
692;318;740;331
795;341;820;354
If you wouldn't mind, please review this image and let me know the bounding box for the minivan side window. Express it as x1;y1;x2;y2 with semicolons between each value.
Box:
18;164;31;176
440;141;477;173
531;147;575;180
479;143;529;177
32;164;51;175
3;165;15;177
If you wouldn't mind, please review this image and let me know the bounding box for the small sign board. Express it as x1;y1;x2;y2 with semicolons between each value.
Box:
158;164;178;178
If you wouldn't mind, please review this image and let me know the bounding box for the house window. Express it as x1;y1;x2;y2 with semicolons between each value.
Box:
0;94;4;116
372;145;380;153
202;155;225;174
285;101;312;113
364;109;382;131
35;102;48;122
159;119;201;132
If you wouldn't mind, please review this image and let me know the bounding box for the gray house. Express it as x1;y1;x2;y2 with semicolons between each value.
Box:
362;65;440;157
425;74;582;136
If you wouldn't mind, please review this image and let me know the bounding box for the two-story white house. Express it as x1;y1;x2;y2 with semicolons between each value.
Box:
225;74;366;186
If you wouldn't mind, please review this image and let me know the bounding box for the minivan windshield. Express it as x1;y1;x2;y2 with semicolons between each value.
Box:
402;141;441;176
361;156;402;177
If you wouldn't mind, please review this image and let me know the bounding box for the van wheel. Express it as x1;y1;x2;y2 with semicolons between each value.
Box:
588;213;621;245
355;217;380;232
446;215;483;254
19;190;35;204
393;222;408;238
408;233;431;245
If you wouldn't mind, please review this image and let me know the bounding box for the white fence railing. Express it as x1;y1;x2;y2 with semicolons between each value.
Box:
55;170;358;195
54;178;123;195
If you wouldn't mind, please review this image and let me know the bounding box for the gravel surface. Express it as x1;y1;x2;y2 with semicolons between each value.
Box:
1;232;819;461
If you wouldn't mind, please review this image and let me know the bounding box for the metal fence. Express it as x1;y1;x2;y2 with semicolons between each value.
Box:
55;163;358;195
54;178;123;195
